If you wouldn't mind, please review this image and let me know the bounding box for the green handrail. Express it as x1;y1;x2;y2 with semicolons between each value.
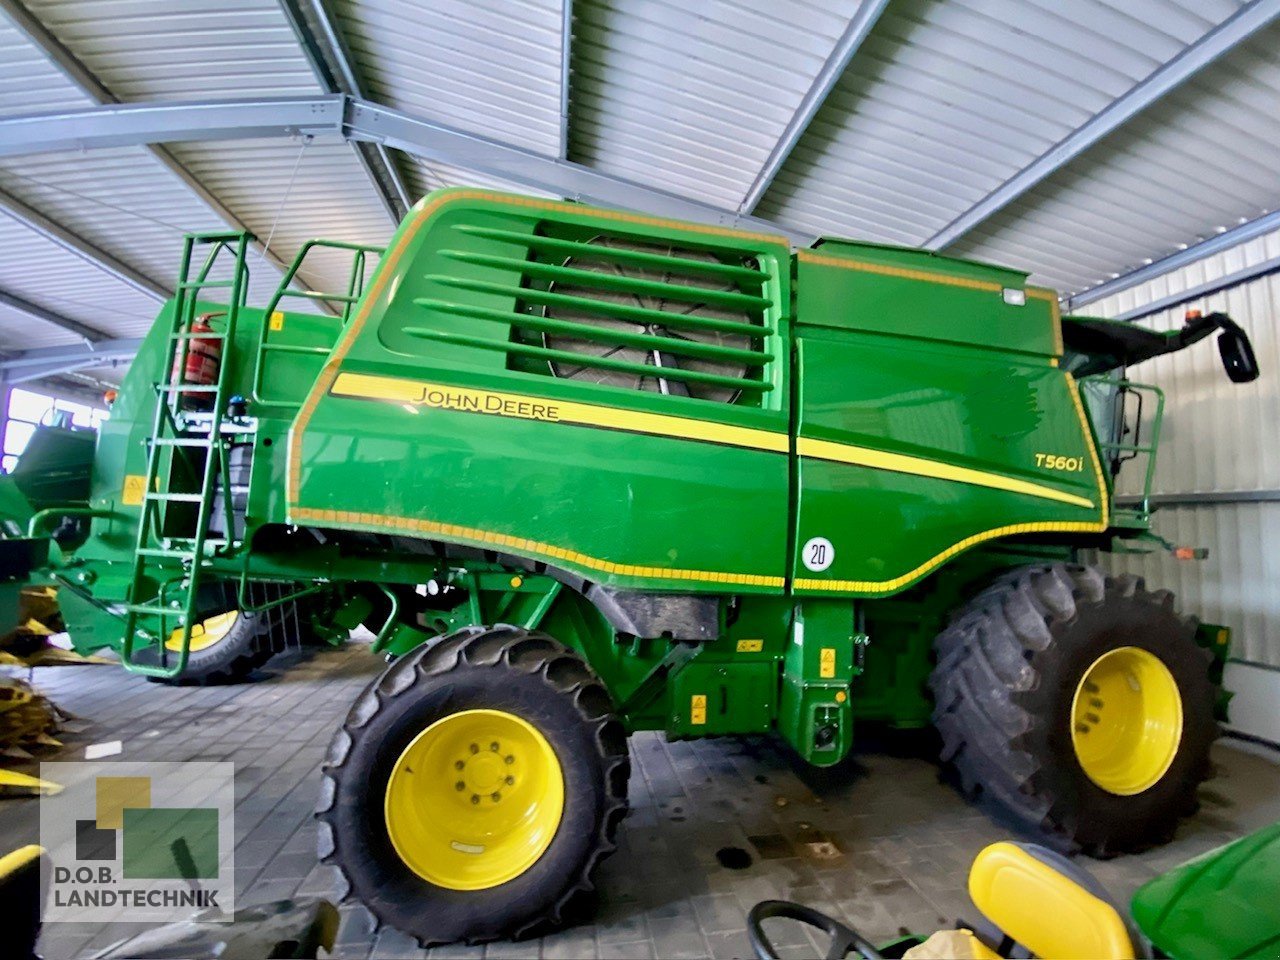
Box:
251;238;384;408
1082;377;1166;520
27;506;118;539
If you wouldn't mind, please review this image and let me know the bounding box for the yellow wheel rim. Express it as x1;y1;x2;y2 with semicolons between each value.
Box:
384;709;564;891
165;610;239;653
1071;646;1183;796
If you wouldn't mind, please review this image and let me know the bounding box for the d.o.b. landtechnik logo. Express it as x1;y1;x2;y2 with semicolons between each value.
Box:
39;761;234;923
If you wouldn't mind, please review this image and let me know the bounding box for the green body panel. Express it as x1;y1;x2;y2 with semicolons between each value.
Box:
293;192;793;593
24;188;1195;764
796;242;1056;353
792;329;1104;592
1130;820;1280;959
292;191;1102;598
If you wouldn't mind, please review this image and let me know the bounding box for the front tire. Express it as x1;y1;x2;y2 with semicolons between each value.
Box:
316;626;629;945
930;563;1218;856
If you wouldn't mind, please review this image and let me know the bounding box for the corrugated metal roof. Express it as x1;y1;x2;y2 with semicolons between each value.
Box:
21;0;318;99
400;156;560;203
0;210;162;348
20;0;393;259
950;19;1280;295
569;0;855;209
338;0;565;155
1;147;224;296
3;0;1280;379
757;0;1248;252
0;11;89;114
165;137;393;294
0;0;396;355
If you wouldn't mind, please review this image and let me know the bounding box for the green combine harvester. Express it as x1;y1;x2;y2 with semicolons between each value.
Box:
4;189;1260;944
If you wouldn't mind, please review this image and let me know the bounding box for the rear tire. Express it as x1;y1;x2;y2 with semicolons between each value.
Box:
149;584;317;685
316;625;630;946
156;608;275;685
930;562;1218;856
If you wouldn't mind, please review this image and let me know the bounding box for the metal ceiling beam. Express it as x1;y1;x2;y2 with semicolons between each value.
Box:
277;0;412;221
0;97;807;243
0;94;486;184
924;0;1280;251
559;0;573;159
0;187;168;300
1066;208;1280;311
346;100;804;240
0;287;106;343
738;0;891;215
0;337;141;383
0;0;304;284
0;97;342;156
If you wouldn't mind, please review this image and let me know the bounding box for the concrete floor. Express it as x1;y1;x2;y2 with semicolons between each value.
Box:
5;642;1279;959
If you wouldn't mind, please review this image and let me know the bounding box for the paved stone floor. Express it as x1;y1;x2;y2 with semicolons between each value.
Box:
5;642;1279;959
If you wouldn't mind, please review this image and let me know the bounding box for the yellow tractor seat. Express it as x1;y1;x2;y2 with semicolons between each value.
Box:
968;841;1139;960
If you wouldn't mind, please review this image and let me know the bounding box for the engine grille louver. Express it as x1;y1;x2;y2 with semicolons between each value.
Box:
408;224;777;404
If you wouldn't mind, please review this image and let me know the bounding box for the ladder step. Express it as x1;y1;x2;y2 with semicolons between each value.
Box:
191;230;251;242
136;547;195;559
152;437;212;447
176;279;236;289
145;492;204;502
128;603;183;617
171;331;227;341
261;343;331;355
155;384;219;393
283;289;360;304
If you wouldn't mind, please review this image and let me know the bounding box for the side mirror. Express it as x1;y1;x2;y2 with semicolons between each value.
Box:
1218;325;1259;383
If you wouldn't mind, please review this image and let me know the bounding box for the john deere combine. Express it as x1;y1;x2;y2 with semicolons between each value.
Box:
8;189;1259;943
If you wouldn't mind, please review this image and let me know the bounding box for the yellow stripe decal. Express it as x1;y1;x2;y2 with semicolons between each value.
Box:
291;507;786;589
293;375;1107;594
796;437;1095;509
330;372;790;453
332;372;1092;508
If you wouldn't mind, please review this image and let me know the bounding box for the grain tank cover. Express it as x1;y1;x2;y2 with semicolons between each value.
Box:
796;239;1061;357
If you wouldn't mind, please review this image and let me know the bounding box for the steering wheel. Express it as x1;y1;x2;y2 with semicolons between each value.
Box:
748;900;885;960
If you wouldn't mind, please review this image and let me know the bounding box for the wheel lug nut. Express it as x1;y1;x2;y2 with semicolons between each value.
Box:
490;741;500;752
455;781;465;791
454;760;465;770
505;776;514;785
470;743;479;754
504;755;514;764
491;792;501;802
471;794;480;804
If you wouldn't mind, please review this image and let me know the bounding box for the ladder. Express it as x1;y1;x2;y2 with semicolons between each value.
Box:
120;232;251;678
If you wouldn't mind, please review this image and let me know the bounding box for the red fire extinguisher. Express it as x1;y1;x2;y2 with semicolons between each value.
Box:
172;312;223;408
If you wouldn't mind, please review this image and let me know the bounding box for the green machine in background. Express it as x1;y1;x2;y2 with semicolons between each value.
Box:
8;189;1260;944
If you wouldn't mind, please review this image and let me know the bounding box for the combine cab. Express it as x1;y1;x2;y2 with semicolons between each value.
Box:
15;190;1258;944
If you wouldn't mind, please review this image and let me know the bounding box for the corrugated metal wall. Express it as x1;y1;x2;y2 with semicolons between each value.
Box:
1088;227;1280;671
